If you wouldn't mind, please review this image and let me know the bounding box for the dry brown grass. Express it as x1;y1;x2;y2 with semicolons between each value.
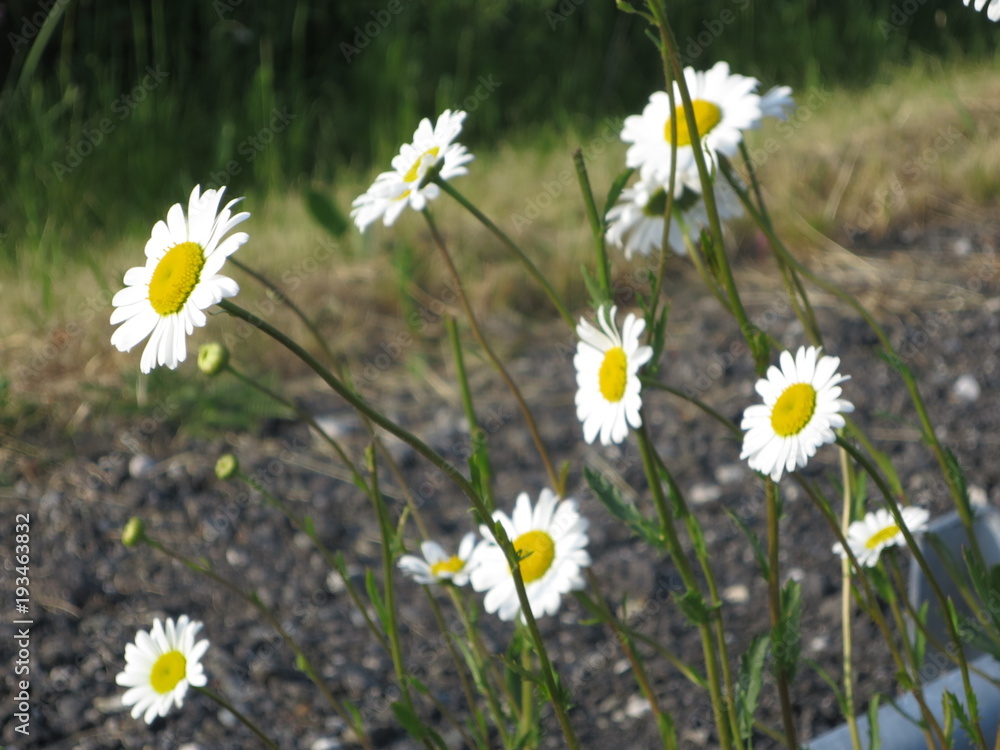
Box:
5;60;1000;413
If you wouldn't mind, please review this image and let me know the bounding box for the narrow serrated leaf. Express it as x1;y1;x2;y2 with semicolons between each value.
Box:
602;167;635;220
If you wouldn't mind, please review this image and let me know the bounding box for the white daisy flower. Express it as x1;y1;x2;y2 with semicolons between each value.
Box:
833;507;931;568
574;305;654;445
351;109;474;231
398;532;477;586
740;346;855;482
605;171;743;259
964;0;1000;21
110;186;250;374
759;85;795;121
621;61;762;184
115;615;210;724
469;489;590;622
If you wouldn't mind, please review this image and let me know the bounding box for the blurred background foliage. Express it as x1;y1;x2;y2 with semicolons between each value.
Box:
0;0;997;266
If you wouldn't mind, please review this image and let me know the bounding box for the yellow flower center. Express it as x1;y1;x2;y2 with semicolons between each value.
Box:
403;146;441;183
866;525;900;549
430;555;465;578
770;383;817;437
150;650;187;694
512;530;556;584
148;241;205;316
664;99;723;147
598;346;628;402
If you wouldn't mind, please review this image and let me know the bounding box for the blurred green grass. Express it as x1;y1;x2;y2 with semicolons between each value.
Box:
1;0;997;274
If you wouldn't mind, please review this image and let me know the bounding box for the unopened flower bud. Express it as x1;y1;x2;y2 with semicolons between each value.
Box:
198;343;229;376
215;453;239;480
122;517;146;548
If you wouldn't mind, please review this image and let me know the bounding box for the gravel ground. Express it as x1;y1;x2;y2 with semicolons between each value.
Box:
3;225;1000;749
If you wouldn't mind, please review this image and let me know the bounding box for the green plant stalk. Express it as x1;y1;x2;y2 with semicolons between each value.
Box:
764;479;799;749
652;452;740;745
237;469;391;654
626;629;706;688
640;377;741;437
649;2;760;372
145;537;373;750
572;148;612;301
433;178;574;328
838;448;864;750
519;625;537;745
217;299;580;748
649;56;679;321
421;208;562;496
681;230;732;313
446;586;523;728
582;569;674;748
726;172;984;564
836;436;988;749
422;588;495;749
636;424;732;750
365;448;432;750
734;144;821;346
795;475;948;748
446;315;495;511
195;686;281;749
229;257;339;366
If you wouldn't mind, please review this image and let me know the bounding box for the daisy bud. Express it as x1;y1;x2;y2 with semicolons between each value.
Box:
215;454;239;480
197;342;229;376
122;517;146;548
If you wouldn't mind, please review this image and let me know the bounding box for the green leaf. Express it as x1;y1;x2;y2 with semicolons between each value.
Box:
656;712;678;750
913;601;930;672
584;466;663;548
723;508;770;579
943;446;972;519
391;701;431;743
677;589;712;626
942;691;956;746
365;568;389;630
773;580;802;679
602;167;635;220
867;693;882;750
305;188;349;238
581;264;608;309
736;634;771;740
806;658;849;717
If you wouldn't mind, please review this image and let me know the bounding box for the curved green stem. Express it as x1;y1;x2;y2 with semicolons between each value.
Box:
195;686;281;749
433;178;574;327
765;479;799;749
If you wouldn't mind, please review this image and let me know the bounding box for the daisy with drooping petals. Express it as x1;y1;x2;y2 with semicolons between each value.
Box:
758;85;795;121
398;532;477;586
621;61;762;184
469;489;590;622
351;109;474;231
833;507;931;568
116;615;210;724
740;346;855;482
605;171;743;259
575;305;654;445
110;186;250;374
963;0;1000;21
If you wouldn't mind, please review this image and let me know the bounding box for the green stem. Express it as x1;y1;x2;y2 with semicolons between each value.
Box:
229;257;339;366
147;537;373;750
572;148;613;302
218;297;579;748
421;208;562;496
765;479;799;750
195;686;281;750
446;315;495;511
838;448;863;750
636;424;732;750
433;178;574;327
836;436;985;748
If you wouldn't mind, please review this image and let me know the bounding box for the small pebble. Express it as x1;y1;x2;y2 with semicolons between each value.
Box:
723;584;750;604
952;374;981;403
970;485;988;508
951;237;973;256
624;694;651;719
715;463;744;485
311;739;342;750
128;454;155;479
689;483;722;505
